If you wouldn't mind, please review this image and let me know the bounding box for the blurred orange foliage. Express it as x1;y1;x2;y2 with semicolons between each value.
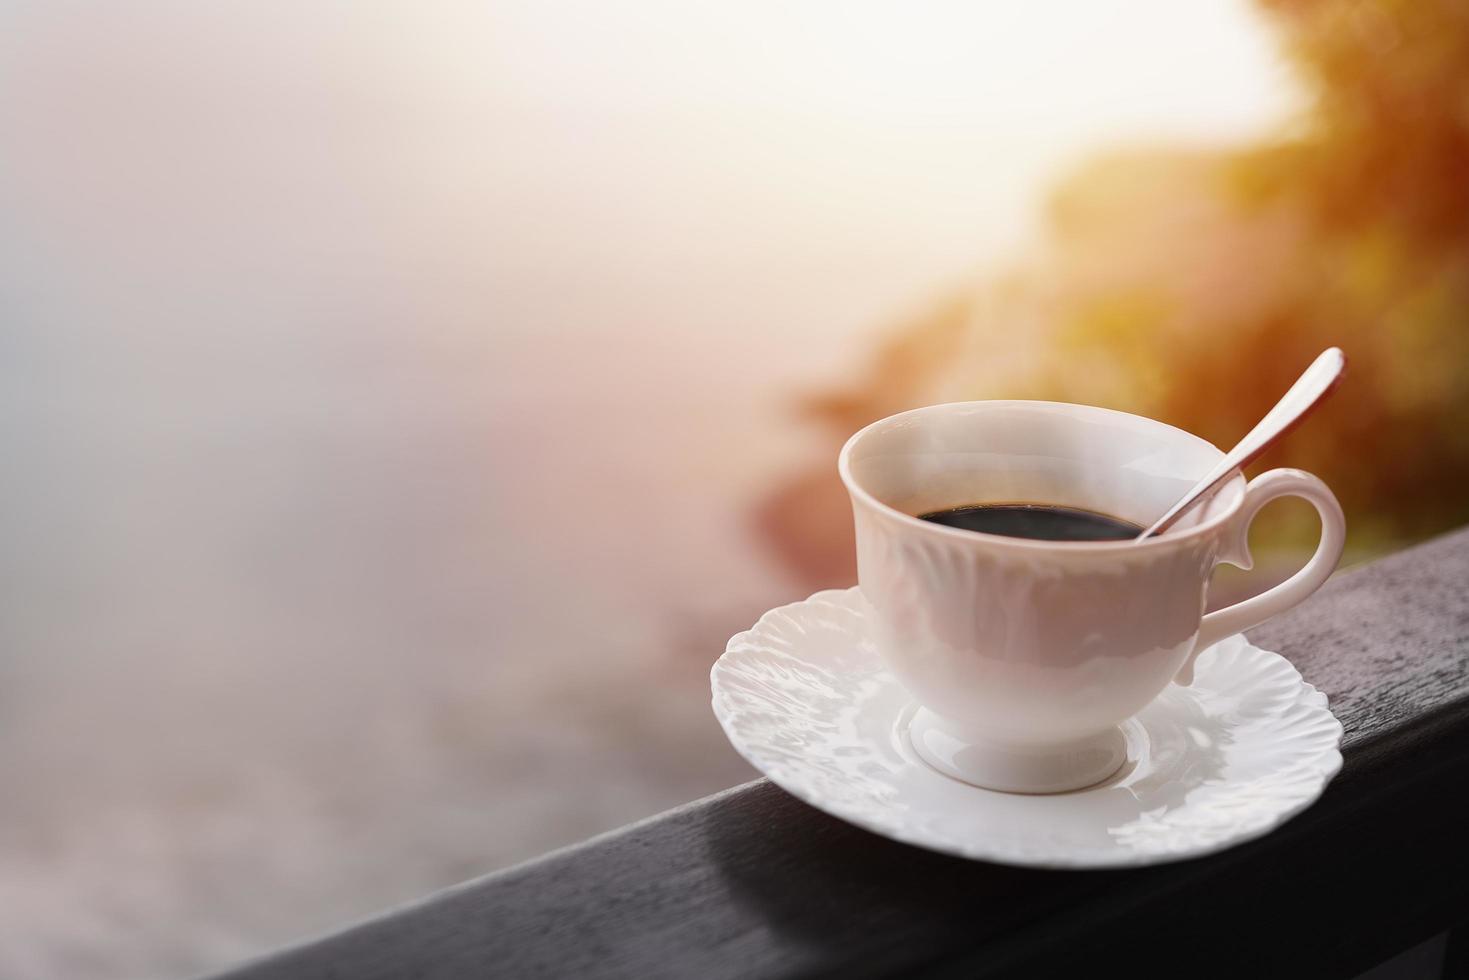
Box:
799;0;1469;562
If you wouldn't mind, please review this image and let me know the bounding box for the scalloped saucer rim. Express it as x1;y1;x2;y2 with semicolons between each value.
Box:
711;587;1344;869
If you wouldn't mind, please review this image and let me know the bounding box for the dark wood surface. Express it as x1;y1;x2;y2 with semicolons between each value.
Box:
213;527;1469;980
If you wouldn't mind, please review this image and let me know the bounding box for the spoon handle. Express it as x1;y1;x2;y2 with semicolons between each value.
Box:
1134;347;1347;541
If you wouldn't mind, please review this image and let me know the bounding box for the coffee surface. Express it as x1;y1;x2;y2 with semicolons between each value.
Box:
917;503;1141;542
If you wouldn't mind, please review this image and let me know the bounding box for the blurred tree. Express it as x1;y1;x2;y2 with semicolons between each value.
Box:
774;0;1469;581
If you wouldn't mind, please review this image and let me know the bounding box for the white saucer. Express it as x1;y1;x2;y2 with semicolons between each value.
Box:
711;588;1343;869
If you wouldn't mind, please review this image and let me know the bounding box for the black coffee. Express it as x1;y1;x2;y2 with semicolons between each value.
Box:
917;503;1141;542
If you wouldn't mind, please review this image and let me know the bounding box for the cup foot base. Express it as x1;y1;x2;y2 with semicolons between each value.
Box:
908;709;1128;794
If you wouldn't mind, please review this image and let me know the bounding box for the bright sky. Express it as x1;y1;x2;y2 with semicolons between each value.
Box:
479;0;1300;351
1;2;1298;366
485;1;1293;128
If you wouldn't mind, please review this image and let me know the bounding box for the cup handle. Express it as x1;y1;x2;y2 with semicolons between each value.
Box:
1175;468;1346;686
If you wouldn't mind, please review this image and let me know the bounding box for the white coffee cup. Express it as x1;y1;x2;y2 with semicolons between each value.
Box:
838;401;1345;794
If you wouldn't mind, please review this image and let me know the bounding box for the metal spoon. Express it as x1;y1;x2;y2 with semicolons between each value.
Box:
1134;347;1347;541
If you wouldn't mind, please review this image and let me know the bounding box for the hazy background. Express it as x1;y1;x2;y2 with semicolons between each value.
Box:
3;2;1464;978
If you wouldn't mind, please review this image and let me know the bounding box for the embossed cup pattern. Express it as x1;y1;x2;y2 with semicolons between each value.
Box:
854;504;1214;744
839;401;1345;793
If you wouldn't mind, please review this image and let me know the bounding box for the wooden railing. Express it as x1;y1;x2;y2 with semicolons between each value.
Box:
211;527;1469;980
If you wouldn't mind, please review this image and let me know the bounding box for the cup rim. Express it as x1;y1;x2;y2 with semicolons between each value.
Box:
837;400;1245;553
